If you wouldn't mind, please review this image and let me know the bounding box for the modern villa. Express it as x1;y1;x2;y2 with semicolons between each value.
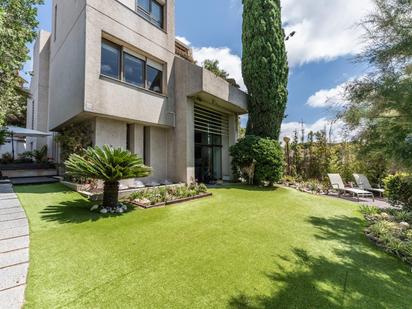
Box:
28;0;248;184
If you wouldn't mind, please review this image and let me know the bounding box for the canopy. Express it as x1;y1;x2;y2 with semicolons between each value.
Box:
6;126;51;138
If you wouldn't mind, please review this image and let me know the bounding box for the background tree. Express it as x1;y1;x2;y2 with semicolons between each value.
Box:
65;145;151;210
342;0;412;168
242;0;288;140
0;0;43;127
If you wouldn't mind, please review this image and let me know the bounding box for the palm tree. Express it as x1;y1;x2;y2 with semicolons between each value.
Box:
65;145;151;209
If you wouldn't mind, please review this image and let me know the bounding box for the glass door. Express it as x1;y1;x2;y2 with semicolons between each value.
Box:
195;131;223;183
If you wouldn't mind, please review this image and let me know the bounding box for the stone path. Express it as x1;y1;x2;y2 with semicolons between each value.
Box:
0;183;29;309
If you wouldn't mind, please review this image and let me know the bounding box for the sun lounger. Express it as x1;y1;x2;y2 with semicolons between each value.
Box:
353;174;384;197
328;174;375;202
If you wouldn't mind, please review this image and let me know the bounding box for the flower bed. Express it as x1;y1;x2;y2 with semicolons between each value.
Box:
127;183;211;209
282;176;330;195
360;206;412;265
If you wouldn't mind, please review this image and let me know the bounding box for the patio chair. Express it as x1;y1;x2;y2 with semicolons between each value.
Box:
327;174;375;202
353;174;384;197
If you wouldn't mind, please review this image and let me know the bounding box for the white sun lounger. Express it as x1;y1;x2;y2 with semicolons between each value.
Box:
328;174;375;202
353;174;384;197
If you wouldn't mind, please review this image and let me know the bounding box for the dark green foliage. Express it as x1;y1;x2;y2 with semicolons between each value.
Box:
0;0;43;126
230;135;283;185
242;0;288;139
65;145;151;183
32;145;48;163
0;127;7;145
55;121;93;161
384;173;412;211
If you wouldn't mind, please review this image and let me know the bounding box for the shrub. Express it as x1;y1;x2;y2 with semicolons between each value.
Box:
0;152;13;164
18;151;34;163
384;173;412;211
230;135;283;185
32;145;48;163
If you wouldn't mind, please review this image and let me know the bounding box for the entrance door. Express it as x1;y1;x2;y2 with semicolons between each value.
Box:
195;131;222;183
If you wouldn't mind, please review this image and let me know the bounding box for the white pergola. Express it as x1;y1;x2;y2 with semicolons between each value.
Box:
5;126;51;159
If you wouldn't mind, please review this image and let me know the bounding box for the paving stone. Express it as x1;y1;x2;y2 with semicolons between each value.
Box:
0;263;28;291
0;219;28;232
0;226;29;241
0;208;24;216
0;184;28;308
0;248;29;269
0;236;29;253
0;285;25;309
0;213;27;222
0;191;17;201
0;200;21;209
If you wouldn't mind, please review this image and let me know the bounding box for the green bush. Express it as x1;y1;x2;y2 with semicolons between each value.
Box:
230;135;283;185
0;152;13;164
384;173;412;211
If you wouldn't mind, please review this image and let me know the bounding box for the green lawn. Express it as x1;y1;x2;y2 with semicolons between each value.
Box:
16;184;412;308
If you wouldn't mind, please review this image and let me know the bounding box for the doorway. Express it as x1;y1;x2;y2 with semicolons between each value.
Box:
195;131;222;183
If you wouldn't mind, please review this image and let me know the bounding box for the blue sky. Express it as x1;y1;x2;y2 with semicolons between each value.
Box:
25;0;375;140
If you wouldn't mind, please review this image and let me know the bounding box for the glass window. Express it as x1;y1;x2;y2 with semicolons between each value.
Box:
147;65;162;93
101;40;121;79
137;0;150;12
123;53;145;87
151;1;163;28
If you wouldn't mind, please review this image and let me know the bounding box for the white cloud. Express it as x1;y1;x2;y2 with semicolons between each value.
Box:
229;0;375;67
306;82;348;108
193;47;245;91
283;0;374;66
280;118;351;143
176;35;246;91
176;36;191;46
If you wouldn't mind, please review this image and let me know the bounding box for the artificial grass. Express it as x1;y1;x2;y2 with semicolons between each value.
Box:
16;184;412;308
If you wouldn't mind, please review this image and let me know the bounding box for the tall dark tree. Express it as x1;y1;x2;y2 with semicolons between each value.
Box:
242;0;289;140
0;0;43;126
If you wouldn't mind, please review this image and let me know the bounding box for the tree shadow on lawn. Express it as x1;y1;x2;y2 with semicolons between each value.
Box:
40;199;137;224
228;216;412;309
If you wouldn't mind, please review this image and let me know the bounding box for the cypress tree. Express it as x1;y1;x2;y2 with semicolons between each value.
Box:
242;0;289;140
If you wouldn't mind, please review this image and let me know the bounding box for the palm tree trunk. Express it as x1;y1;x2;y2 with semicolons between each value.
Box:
103;181;119;209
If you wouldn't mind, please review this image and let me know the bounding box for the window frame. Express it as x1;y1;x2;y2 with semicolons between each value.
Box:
123;52;146;88
101;39;122;80
136;0;164;29
100;38;165;95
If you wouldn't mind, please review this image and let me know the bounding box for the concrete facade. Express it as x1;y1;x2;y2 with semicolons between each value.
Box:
29;0;248;183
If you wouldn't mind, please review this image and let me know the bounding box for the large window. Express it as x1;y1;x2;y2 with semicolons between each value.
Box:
137;0;164;28
101;40;121;79
100;39;164;94
123;53;145;87
147;65;162;93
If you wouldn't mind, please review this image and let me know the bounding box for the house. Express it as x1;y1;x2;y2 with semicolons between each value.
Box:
28;0;248;184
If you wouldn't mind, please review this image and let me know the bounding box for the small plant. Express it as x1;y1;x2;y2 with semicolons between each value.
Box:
32;145;48;163
360;205;380;216
0;152;13;164
18;151;34;163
